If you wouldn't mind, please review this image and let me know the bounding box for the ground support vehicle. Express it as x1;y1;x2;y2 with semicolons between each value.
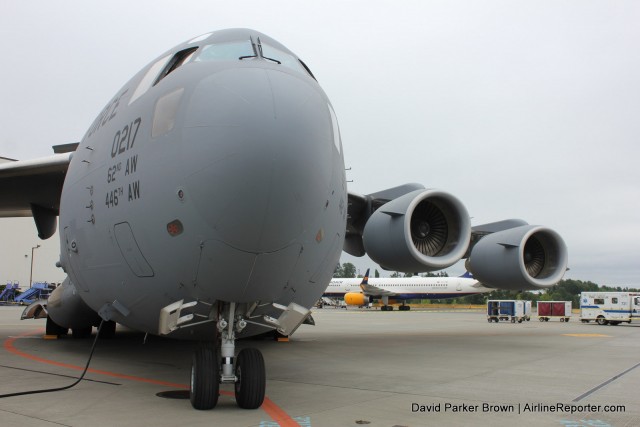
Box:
537;301;572;322
580;292;640;325
487;300;531;323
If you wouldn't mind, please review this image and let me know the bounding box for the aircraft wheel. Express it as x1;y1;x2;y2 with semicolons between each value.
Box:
190;345;220;410
98;321;117;339
235;348;265;409
72;326;92;339
46;316;68;336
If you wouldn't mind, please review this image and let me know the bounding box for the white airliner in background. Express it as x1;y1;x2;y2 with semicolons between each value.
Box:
324;269;494;310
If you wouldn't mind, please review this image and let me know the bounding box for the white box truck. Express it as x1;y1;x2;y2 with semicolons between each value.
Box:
580;292;640;325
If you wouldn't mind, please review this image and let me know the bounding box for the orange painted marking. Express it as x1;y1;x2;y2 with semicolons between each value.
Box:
562;333;611;338
4;329;301;427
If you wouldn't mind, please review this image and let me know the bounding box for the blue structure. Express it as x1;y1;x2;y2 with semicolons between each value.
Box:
0;282;20;303
13;282;55;305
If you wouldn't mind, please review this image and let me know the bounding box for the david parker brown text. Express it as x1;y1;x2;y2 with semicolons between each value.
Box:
412;403;625;414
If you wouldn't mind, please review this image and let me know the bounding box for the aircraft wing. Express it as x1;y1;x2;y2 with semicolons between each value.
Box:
360;282;396;297
0;153;72;238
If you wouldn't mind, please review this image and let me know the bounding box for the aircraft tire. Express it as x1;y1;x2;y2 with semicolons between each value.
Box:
98;321;117;339
190;345;219;410
235;348;266;409
72;326;92;339
46;316;68;336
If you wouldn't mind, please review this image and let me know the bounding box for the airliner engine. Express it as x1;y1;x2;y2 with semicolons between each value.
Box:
344;293;371;306
467;225;568;290
362;189;471;272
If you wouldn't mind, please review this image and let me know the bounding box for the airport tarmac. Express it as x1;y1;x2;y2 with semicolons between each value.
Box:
0;305;638;427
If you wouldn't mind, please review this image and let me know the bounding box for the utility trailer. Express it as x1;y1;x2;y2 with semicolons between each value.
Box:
580;292;640;325
537;301;572;322
487;300;531;323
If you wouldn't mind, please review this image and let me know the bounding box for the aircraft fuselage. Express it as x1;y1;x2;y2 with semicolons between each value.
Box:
58;29;347;338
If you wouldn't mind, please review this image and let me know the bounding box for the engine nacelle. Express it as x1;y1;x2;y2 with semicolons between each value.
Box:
468;225;568;290
344;292;371;306
47;277;102;329
362;189;471;272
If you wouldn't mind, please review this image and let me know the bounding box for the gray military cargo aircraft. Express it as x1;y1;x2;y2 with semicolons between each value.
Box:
0;28;567;410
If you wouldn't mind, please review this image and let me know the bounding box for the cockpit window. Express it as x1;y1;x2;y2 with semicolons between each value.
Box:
195;41;255;62
154;47;198;86
260;43;305;74
193;39;315;80
129;54;172;105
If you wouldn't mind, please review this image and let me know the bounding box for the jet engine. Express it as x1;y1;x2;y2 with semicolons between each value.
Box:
362;189;471;272
344;293;371;306
467;225;568;290
47;277;101;329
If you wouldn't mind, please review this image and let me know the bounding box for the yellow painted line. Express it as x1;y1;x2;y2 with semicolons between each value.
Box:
562;333;611;338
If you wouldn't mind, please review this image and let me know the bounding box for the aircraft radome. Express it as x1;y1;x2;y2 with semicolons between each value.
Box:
0;28;568;410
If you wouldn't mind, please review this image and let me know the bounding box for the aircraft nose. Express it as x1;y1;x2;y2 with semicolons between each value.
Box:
181;67;336;253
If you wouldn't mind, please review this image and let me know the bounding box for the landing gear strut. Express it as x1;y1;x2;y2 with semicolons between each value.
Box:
380;296;393;311
189;302;266;410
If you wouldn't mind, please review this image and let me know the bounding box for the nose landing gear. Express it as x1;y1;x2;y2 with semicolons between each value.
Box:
160;299;311;411
188;302;266;410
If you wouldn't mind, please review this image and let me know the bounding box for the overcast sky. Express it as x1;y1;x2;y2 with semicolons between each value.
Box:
1;1;639;288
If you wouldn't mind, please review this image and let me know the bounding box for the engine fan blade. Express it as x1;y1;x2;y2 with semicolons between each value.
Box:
411;200;448;256
523;236;545;277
